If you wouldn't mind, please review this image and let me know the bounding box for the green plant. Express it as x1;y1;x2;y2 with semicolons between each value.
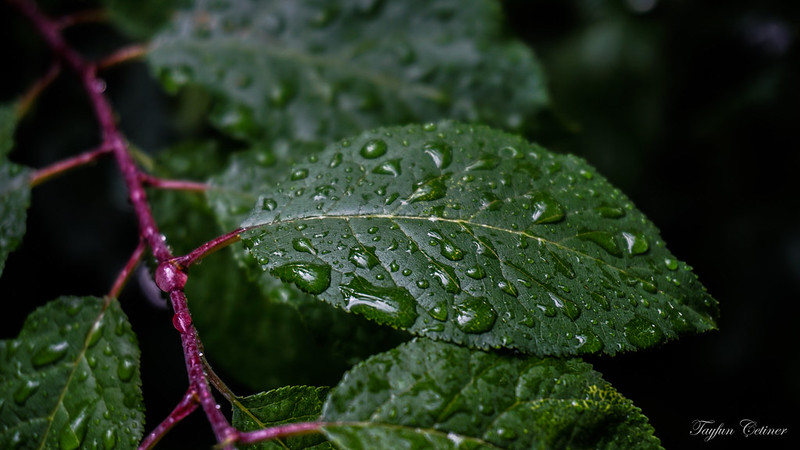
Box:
0;0;718;448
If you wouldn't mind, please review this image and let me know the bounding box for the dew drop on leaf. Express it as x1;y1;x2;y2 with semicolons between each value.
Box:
13;379;39;405
465;153;500;171
408;176;447;203
32;341;69;367
360;139;388;159
271;262;332;295
529;191;565;224
621;231;649;255
348;246;379;269
292;237;317;255
423;141;453;169
497;279;518;297
117;356;136;382
340;276;418;328
454;296;497;334
428;263;461;293
595;204;626;219
371;158;402;176
261;197;277;211
624;315;665;348
664;257;679;271
428;300;448;321
579;231;622;257
465;266;486;280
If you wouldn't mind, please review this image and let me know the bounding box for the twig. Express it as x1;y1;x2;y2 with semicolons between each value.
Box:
29;144;113;187
172;228;242;269
16;62;60;118
56;8;109;29
97;44;148;71
137;389;199;450
140;173;209;192
236;422;326;445
108;239;147;299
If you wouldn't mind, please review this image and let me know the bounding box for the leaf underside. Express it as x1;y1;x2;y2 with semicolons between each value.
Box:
233;385;333;450
321;338;662;449
148;0;548;145
231;121;718;356
0;296;145;449
0;105;30;278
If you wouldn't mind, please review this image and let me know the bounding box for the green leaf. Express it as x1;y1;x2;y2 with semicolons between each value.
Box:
148;141;406;391
101;0;188;39
148;0;548;145
232;386;332;450
0;160;30;278
322;338;662;449
232;121;718;356
0;296;145;449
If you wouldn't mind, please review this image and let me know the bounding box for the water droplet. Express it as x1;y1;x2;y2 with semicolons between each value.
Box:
290;168;309;180
529;192;565;224
428;264;461;293
465;266;486;280
595;204;626;219
292;238;317;255
621;232;649;255
579;231;622;257
664;257;679;270
497;279;518;297
348;246;379;269
423;141;452;169
117;357;136;382
32;341;69;367
360;139;388;159
372;158;402;176
408;176;447;203
624;315;665;348
172;311;192;334
465;153;500;171
562;299;581;321
402;269;412;276
576;329;604;354
549;250;576;279
416;279;430;289
155;261;188;293
590;292;611;310
103;429;117;449
58;403;91;450
423;123;437;131
454;296;497;334
271;263;332;295
340;276;418;328
14;379;39;405
329;152;343;168
427;230;464;261
428;300;448;321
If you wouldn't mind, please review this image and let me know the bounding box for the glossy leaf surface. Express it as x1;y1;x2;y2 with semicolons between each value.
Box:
149;0;548;145
322;338;662;449
0;296;144;449
232;386;332;450
0;106;30;278
234;122;718;356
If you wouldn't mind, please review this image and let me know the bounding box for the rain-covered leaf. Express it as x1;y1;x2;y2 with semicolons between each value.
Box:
1;106;30;278
230;121;718;356
232;386;332;450
101;0;188;39
321;338;662;449
148;0;548;145
0;296;145;449
148;141;406;390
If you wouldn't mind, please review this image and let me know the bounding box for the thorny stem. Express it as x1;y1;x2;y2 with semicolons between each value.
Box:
16;62;60;118
140;173;210;192
29;144;113;187
9;1;282;447
108;239;147;299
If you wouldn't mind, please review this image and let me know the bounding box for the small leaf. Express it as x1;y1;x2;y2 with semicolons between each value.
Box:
1;104;30;277
0;296;145;449
233;386;332;450
231;122;718;356
322;338;662;449
149;0;548;145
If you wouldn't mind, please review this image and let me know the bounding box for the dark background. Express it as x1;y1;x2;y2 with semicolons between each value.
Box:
2;0;799;448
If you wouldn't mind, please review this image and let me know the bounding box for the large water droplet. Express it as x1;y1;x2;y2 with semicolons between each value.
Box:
576;329;604;354
348;246;379;269
372;158;402;176
465;266;486;280
428;263;461;293
103;429;117;449
624;315;664;348
454;296;497;334
290;168;309;180
423;141;452;169
32;341;69;367
497;279;518;297
664;257;679;271
428;300;448;321
590;291;611;311
562;298;581;321
155;261;188;293
549;250;576;279
292;238;317;255
529;192;565;224
58;403;91;450
117;356;136;382
595;205;626;219
621;232;649;255
172;311;192;334
360;139;388;159
465;153;500;171
579;231;622;257
408;176;448;203
14;379;39;405
271;263;331;295
427;230;464;261
340;276;418;328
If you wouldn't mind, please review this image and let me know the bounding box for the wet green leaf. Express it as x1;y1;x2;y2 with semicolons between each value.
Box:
0;296;144;449
1;106;30;278
322;338;662;449
232;386;332;450
148;0;548;145
101;0;188;39
230;121;717;356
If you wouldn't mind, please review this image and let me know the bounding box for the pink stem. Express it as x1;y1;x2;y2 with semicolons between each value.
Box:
16;62;60;118
237;422;326;445
56;8;108;29
108;239;147;299
11;0;238;446
173;228;243;269
97;44;148;71
139;173;209;192
30;144;113;187
137;389;199;450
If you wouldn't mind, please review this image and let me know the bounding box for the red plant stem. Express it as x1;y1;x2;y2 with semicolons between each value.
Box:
139;173;209;192
237;422;325;445
173;228;243;269
108;239;147;299
138;389;199;450
16;62;60;118
29;144;113;187
97;44;148;71
10;0;238;446
56;8;108;29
